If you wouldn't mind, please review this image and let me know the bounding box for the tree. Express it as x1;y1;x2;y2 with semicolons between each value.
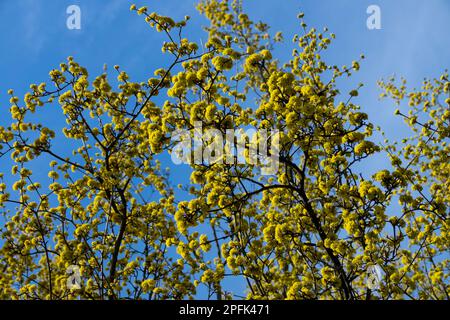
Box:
0;0;448;300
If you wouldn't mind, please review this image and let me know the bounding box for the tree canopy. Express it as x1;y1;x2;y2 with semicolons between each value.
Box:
0;0;448;300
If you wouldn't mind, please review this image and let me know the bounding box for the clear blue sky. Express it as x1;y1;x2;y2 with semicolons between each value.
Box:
1;0;449;170
0;0;449;298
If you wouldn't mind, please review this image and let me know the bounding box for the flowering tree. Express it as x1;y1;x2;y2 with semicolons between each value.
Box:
0;0;448;300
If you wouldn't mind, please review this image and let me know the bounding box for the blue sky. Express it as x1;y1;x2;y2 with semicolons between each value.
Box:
0;0;449;298
1;0;449;170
